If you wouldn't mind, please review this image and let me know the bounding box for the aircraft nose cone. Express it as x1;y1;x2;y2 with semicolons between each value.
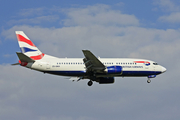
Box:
161;66;166;73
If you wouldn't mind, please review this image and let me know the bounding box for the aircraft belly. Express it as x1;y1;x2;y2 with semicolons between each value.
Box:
44;70;86;76
43;66;86;76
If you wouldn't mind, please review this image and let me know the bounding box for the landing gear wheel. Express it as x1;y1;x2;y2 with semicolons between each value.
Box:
147;79;151;83
88;81;93;86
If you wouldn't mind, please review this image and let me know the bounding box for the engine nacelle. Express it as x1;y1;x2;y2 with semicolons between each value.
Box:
98;77;115;84
104;66;122;74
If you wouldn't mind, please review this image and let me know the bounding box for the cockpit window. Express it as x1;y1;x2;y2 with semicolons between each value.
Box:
153;63;158;65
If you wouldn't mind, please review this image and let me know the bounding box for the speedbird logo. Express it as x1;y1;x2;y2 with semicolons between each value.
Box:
134;61;150;66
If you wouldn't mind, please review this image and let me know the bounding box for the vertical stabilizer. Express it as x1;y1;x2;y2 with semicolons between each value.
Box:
15;31;44;60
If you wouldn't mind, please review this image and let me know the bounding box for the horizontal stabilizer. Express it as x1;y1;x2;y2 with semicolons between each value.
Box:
16;52;35;62
11;63;20;65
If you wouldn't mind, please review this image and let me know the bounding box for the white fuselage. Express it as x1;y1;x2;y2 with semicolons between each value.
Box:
25;54;166;77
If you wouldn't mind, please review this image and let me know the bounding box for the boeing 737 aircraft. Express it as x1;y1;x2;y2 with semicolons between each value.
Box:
12;31;166;86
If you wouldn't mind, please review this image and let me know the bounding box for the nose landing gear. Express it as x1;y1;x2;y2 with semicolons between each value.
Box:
147;79;151;83
147;75;156;83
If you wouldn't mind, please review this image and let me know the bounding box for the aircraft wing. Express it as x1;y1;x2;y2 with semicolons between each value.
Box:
82;50;106;73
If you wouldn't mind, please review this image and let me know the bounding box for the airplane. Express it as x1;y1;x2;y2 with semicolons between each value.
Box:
12;31;166;86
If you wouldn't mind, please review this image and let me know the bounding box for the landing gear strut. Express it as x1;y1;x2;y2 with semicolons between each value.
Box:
87;80;93;86
147;79;151;83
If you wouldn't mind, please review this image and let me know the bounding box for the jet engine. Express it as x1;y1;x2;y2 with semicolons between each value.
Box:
104;66;122;74
97;77;115;84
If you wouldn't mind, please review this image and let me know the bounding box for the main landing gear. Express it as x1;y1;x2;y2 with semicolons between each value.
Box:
87;80;93;86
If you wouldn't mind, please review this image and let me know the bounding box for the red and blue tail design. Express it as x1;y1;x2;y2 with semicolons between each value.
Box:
16;31;44;60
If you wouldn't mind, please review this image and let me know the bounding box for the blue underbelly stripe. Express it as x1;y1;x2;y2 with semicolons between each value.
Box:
43;70;161;76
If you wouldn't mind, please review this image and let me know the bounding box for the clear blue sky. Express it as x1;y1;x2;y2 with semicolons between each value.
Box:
0;0;180;120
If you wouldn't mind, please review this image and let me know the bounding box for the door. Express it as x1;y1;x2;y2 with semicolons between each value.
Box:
46;63;51;69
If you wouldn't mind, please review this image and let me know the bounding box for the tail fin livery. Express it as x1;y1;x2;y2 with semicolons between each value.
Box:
15;31;44;60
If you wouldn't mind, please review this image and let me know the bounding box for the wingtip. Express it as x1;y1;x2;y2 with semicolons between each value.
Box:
82;50;90;52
